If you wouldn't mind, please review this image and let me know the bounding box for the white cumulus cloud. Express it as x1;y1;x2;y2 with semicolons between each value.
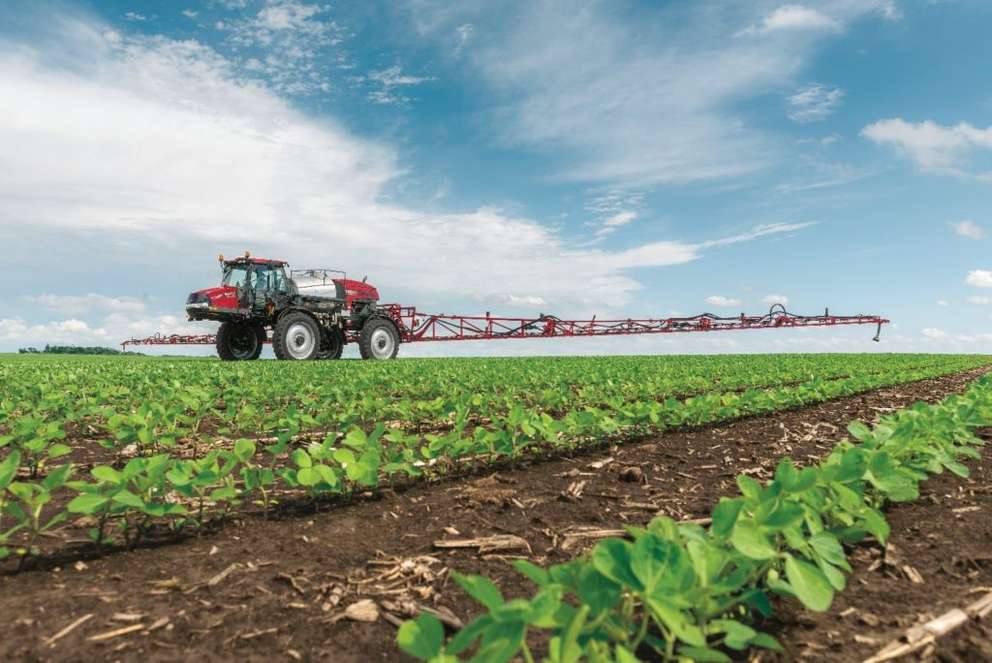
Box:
921;328;948;340
862;119;992;181
748;5;841;34
706;295;744;308
0;317;108;344
762;294;789;306
966;270;992;288
24;293;147;316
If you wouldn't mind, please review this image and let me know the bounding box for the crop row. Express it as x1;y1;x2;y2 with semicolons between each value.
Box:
0;355;986;564
396;375;992;662
1;355;984;460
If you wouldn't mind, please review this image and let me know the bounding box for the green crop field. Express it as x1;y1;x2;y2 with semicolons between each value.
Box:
1;353;991;661
1;352;987;557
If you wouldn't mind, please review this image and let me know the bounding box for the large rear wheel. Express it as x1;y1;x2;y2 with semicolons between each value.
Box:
318;328;345;360
216;321;265;361
358;318;399;360
273;312;321;360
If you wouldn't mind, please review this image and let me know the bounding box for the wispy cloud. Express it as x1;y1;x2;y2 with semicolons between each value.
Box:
585;191;643;239
787;84;844;123
951;220;985;239
921;327;948;340
218;0;344;94
453;23;473;57
775;161;871;194
862;118;992;181
365;66;433;105
406;1;898;186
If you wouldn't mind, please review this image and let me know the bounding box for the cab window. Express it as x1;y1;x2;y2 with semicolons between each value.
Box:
222;265;249;287
252;264;288;293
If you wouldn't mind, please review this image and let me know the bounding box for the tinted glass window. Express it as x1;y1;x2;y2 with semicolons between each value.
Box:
252;264;286;291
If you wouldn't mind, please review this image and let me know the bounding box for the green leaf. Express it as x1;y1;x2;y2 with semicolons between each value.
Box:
750;632;784;652
710;498;743;538
847;420;872;441
809;532;849;570
296;467;317;487
592;538;641;589
291;448;312;468
91;465;122;484
112;491;144;509
736;474;761;500
0;450;22;489
512;559;550;587
614;645;640;663
396;613;444;660
774;459;799;490
730;522;778;560
67;493;110;514
42;463;72;490
647;599;706;647
677;646;732;662
333;448;356;467
47;443;72;458
233;438;256;462
453;572;504;611
576;565;622;614
759;502;804;530
784;554;834;611
344;428;368;449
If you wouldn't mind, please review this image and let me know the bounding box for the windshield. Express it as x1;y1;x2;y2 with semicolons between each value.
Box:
222;265;249;287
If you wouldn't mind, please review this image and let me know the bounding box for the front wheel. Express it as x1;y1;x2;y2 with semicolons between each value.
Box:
216;321;265;361
358;318;399;360
273;312;321;360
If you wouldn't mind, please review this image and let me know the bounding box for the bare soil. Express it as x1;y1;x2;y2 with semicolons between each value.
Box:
0;367;988;663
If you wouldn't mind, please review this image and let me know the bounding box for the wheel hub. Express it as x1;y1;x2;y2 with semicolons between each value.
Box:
370;327;395;359
286;322;316;359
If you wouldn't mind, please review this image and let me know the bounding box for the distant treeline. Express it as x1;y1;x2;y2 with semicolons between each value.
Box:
18;345;143;356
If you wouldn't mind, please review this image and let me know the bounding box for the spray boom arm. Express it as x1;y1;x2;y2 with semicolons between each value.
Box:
121;303;889;349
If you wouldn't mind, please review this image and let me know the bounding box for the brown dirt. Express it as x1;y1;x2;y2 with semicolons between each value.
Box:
932;619;992;662
0;367;988;663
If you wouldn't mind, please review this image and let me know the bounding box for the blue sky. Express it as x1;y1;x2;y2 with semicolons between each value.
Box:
1;0;990;356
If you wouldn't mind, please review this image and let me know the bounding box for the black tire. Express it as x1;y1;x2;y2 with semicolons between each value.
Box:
317;328;345;360
358;318;399;360
216;321;264;361
273;311;321;361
